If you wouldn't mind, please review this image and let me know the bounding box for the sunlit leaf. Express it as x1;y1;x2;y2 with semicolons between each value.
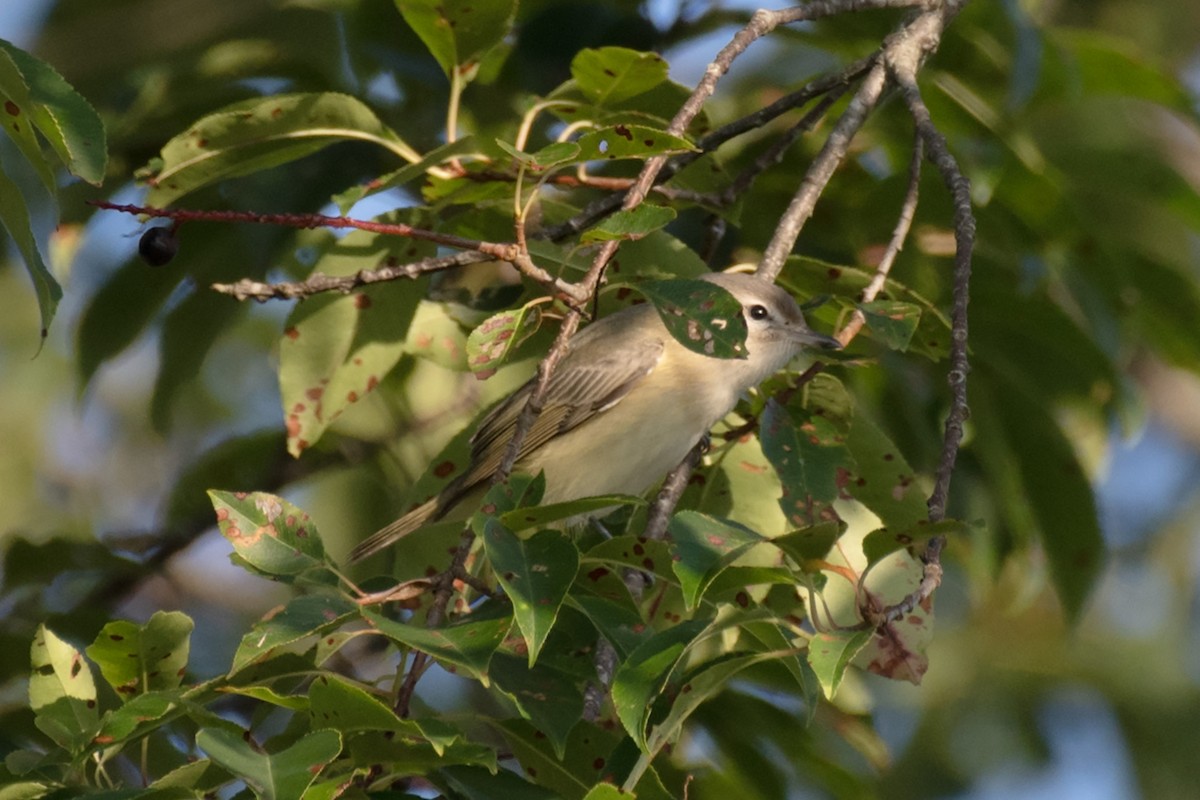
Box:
0;166;60;345
209;490;329;579
86;611;193;699
29;625;99;754
576;125;696;161
571;47;670;105
231;595;358;673
807;629;872;699
0;39;106;184
466;301;544;375
140;92;417;207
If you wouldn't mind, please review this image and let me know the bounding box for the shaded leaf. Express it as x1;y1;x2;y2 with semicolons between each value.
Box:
637;278;748;359
491;718;621;800
333;135;481;213
395;0;517;78
761;398;850;528
483;522;579;665
495;139;581;171
362;603;511;683
668;512;768;610
309;674;460;755
0;165;60;344
500;494;644;532
611;620;707;751
859;300;921;351
490;653;584;758
438;765;559;800
773;522;844;568
196;727;341;800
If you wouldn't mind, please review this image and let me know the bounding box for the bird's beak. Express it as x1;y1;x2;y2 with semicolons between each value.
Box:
794;329;842;350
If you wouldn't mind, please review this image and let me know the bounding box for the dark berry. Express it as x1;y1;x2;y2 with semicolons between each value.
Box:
139;227;179;266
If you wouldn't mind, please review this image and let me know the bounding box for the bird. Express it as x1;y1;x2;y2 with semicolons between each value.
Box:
348;271;840;563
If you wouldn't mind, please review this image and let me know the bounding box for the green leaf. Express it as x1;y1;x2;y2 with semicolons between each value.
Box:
140;92;417;207
1045;28;1195;111
668;512;769;611
859;300;921;351
575;125;696;162
231;594;358;673
760;398;850;529
581;204;676;243
151;759;229;793
279;233;429;455
583;534;676;585
363;602;511;683
807;629;872;699
208;491;329;579
220;685;309;712
780;257;952;361
500;495;644;532
308;674;461;755
773;522;844;568
394;0;517;78
333;135;481;213
491;718;622;800
196;727;341;800
438;765;559;800
611;620;707;751
466;301;544;376
483;522;579;665
566;593;649;660
844;405;928;533
636;278;749;359
490;653;584;758
93;690;182;745
571;47;670;105
583;785;629;800
29;625;99;754
0;164;60;345
648;652;781;752
85;611;193;699
0;48;56;193
861;519;966;567
0;39;107;185
495;139;581;171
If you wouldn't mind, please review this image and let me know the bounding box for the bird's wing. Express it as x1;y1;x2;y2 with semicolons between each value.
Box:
460;333;666;489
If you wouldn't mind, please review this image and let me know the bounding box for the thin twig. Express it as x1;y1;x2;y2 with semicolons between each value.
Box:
835;134;923;344
756;60;890;282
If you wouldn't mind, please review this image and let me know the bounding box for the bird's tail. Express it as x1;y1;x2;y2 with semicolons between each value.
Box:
347;497;440;563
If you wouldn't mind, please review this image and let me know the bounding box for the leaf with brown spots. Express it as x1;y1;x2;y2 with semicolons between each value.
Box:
231;594;358;673
363;602;512;682
139;92;415;208
581;204;676;244
576;124;696;162
635;278;748;360
396;0;516;78
466;300;545;375
571;47;669;106
482;521;579;666
86;611;194;699
209;490;333;581
668;511;769;610
278;220;430;457
195;727;341;800
29;625;100;754
808;629;873;699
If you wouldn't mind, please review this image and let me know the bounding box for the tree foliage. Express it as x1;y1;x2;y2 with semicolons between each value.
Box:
2;0;1200;797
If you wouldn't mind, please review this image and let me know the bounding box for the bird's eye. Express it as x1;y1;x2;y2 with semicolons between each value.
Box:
748;304;770;321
